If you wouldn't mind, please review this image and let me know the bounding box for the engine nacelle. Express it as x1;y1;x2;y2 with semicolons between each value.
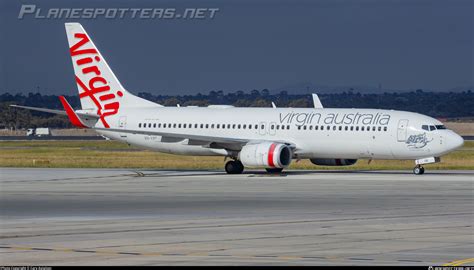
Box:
310;158;357;166
239;142;292;168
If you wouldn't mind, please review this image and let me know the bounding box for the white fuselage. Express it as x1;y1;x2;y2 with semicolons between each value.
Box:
97;107;464;161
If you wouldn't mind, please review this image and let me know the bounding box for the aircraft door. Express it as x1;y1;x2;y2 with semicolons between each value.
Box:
269;122;276;136
118;116;127;138
397;119;408;142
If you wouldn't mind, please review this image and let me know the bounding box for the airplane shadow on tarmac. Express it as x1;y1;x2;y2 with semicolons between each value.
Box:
133;169;473;178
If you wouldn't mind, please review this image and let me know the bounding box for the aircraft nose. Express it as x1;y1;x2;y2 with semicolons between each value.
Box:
448;133;464;151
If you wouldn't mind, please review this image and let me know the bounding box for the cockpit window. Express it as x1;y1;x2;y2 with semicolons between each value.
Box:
422;124;443;131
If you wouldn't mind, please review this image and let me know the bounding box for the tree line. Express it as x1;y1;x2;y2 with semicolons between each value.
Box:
0;89;472;129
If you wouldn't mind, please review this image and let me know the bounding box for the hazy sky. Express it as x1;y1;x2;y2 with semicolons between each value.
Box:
0;0;472;95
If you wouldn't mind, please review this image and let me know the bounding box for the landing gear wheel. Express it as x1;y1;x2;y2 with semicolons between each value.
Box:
413;165;425;175
265;168;283;174
225;160;244;174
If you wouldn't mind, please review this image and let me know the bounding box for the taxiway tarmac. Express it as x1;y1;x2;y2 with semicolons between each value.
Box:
0;168;473;265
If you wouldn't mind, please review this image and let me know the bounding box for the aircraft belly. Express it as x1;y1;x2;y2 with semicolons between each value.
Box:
125;133;226;156
301;138;369;159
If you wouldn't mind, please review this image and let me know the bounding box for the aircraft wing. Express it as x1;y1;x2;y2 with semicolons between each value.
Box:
94;127;296;151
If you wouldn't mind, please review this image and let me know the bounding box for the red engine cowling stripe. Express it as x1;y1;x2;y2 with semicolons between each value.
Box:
268;143;277;167
59;96;87;128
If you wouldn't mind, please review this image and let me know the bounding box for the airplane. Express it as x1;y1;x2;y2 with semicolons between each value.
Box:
11;23;464;175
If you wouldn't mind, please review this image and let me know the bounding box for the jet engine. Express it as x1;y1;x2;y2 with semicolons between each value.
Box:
239;142;292;168
310;158;357;166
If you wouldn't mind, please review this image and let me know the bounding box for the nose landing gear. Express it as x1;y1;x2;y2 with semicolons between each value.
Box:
413;165;425;175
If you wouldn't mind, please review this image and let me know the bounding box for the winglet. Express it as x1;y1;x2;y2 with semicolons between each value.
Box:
59;96;88;128
312;93;323;109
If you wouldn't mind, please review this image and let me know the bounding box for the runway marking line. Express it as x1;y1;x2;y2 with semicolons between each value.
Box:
0;245;345;261
444;258;474;266
0;245;452;264
277;256;300;260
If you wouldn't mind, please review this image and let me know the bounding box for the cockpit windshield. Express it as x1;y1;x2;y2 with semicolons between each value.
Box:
422;124;447;131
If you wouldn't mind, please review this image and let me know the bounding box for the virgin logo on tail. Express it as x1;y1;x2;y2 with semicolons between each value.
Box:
70;33;122;128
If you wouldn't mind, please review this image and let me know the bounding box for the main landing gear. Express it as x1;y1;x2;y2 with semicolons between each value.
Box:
413;165;425;175
225;160;244;174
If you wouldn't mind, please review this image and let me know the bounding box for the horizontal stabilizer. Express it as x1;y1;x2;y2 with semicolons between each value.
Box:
10;104;68;116
10;104;99;119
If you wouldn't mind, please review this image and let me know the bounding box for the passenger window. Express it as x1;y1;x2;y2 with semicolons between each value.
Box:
326;126;330;130
183;124;186;128
355;126;359;131
249;125;252;130
178;124;181;128
287;125;290;130
271;125;275;130
378;126;381;131
315;126;319;130
303;126;307;130
298;126;301;130
345;126;348;131
138;123;142;128
361;126;364;131
153;123;156;128
211;124;214;128
309;125;313;130
384;127;387;131
261;125;264;129
243;124;247;129
206;124;209;128
350;126;354;131
372;126;376;131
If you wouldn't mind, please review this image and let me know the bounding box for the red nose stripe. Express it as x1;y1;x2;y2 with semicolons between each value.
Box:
268;143;277;167
59;96;87;128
